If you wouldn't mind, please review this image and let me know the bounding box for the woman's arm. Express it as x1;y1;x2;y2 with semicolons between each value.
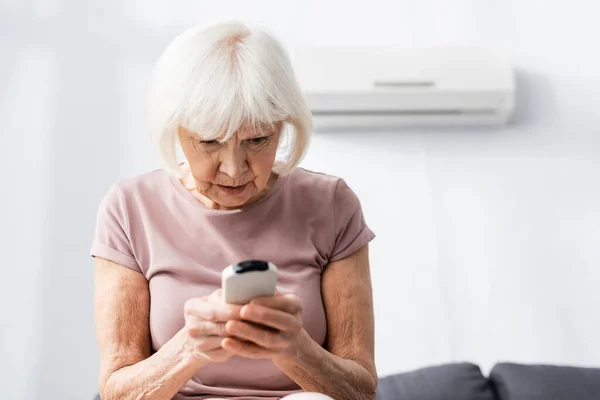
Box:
223;244;378;400
95;257;208;400
274;244;377;400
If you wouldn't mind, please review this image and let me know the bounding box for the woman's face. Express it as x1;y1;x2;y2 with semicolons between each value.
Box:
178;122;282;209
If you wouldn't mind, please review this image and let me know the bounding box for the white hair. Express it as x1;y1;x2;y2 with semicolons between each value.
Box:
148;21;313;177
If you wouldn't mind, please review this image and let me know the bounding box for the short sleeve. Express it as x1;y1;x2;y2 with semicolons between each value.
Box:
90;184;141;272
329;179;375;262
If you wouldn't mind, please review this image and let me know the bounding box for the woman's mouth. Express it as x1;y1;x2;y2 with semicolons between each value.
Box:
216;183;248;195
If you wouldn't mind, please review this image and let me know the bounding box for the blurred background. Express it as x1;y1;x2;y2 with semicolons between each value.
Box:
1;1;599;399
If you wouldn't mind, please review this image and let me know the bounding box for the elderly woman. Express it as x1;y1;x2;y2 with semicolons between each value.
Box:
92;21;376;400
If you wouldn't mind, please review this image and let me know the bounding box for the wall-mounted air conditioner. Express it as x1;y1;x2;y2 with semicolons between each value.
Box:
291;47;515;130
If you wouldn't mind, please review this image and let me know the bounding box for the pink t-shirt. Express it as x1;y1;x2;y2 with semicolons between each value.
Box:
90;167;375;399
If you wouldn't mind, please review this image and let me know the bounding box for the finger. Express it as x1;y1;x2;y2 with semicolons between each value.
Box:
186;321;229;338
187;336;223;361
209;288;223;301
205;347;232;363
240;304;298;331
225;320;285;350
221;337;272;359
193;336;225;352
249;294;302;315
185;297;242;322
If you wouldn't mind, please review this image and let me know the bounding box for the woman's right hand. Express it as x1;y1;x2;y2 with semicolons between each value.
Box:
183;289;242;363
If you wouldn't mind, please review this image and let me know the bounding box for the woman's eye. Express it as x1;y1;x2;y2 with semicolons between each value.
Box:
200;140;220;145
248;136;269;145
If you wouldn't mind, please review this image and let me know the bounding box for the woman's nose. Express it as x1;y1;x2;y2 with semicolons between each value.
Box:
218;144;248;180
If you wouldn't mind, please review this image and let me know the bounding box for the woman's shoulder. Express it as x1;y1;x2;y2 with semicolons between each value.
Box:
287;167;343;187
112;167;170;190
282;168;356;207
114;168;169;190
285;168;342;197
103;169;172;207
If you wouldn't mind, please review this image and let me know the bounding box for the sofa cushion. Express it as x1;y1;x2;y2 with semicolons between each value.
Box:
377;362;496;400
490;363;600;400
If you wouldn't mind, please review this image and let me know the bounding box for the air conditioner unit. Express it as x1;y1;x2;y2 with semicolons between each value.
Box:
291;47;515;130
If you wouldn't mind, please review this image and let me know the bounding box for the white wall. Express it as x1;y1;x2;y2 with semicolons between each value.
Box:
1;1;599;399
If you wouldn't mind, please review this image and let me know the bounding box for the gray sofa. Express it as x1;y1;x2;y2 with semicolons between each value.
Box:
94;362;600;399
376;362;600;400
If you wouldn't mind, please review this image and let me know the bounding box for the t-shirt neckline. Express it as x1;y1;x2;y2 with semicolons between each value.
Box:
168;169;289;214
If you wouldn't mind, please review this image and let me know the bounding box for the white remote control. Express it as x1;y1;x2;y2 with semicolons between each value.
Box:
221;260;278;304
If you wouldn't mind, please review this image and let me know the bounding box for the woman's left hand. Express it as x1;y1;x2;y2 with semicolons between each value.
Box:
222;292;307;361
